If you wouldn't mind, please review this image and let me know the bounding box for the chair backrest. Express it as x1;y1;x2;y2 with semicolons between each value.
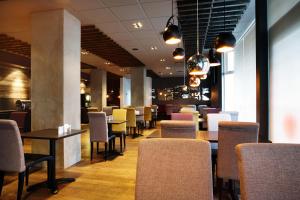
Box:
235;143;300;200
88;112;108;142
207;113;231;131
136;138;213;200
10;111;27;132
160;120;196;139
219;111;239;121
102;106;113;116
171;113;193;121
112;109;127;132
217;121;259;180
180;106;196;112
0;120;25;173
126;108;136;128
144;106;152;121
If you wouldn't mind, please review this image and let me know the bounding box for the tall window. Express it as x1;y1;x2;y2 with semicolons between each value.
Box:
222;51;235;111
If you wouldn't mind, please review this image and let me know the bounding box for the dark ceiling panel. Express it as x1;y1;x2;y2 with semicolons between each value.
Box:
81;25;144;68
177;0;250;58
0;34;30;58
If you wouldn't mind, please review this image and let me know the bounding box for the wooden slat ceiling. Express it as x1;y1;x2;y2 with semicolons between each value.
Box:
0;34;31;58
177;0;250;58
0;25;145;68
81;25;144;68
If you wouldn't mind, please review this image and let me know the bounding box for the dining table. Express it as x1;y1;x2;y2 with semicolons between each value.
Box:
21;129;86;194
107;119;127;154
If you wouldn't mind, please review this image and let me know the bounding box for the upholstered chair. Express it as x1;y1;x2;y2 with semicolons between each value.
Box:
10;112;28;133
207;113;231;131
236;143;300;200
126;108;136;136
219;111;239;121
217;122;259;200
135;138;213;200
112;109;127;152
151;105;158;127
160;120;196;139
88;112;116;161
136;106;145;133
102;106;113;116
171;113;193;121
143;107;152;128
202;107;221;129
0;120;52;200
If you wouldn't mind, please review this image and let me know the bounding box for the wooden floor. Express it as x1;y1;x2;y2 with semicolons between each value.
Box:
0;125;157;200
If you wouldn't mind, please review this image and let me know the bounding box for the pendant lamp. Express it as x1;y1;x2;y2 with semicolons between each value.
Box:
215;0;236;52
173;47;185;60
182;59;187;91
163;0;181;45
189;76;201;87
187;0;210;76
209;48;221;67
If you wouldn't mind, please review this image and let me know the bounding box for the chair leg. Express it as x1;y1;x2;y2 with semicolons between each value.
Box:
25;168;29;186
104;142;108;161
90;142;93;161
17;171;25;200
217;178;223;200
123;134;126;150
97;142;99;154
113;138;115;150
229;179;238;200
119;136;123;152
0;171;4;196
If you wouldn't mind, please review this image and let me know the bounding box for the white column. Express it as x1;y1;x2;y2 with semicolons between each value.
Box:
144;77;152;106
31;9;81;168
90;69;107;110
120;76;131;107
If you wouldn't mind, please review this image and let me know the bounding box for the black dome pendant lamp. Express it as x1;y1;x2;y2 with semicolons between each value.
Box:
215;0;236;53
173;47;185;60
163;0;182;45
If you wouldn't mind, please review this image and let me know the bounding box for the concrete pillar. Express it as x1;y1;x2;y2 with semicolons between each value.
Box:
90;69;107;110
31;9;81;168
120;76;131;107
131;67;146;106
144;77;152;106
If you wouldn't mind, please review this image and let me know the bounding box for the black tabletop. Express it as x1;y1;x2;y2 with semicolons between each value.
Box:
21;129;86;140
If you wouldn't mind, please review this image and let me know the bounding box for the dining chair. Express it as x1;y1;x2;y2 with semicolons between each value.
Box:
160;120;196;139
219;111;239;121
9;112;28;133
88;112;116;161
207;113;231;131
112;109;127;152
102;106;113;116
217;121;259;200
126;108;136;136
135;138;213;200
151;105;158;127
144;106;152;128
136;106;145;133
236;143;300;200
0;120;52;200
171;112;193;121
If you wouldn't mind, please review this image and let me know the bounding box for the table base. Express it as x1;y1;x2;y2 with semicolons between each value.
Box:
27;178;75;194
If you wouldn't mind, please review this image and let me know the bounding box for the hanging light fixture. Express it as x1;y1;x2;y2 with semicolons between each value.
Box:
173;47;185;60
215;0;236;53
163;0;181;45
200;74;208;80
182;59;188;91
187;0;210;76
189;76;201;87
209;48;221;67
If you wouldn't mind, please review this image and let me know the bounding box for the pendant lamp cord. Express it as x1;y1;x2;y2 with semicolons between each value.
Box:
196;0;199;55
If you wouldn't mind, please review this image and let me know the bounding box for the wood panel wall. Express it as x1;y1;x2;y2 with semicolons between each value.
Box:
0;65;30;110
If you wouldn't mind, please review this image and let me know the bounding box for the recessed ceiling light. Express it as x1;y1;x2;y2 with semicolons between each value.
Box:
150;46;158;51
81;49;89;55
169;72;173;75
133;22;143;29
160;58;166;62
105;61;111;65
165;66;171;70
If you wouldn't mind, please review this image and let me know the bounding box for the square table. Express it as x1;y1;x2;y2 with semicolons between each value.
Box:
21;129;85;194
107;119;127;154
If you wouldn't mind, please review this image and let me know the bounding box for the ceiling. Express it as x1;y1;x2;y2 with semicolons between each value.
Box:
0;0;251;77
177;0;250;58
